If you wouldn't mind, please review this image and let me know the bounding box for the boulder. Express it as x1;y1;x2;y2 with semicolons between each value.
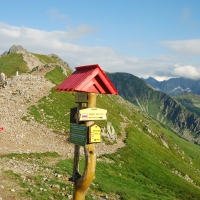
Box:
1;51;8;56
8;45;27;54
1;45;27;56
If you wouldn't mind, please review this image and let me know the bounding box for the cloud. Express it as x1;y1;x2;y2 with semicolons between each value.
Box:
46;9;67;20
153;76;172;81
180;7;190;22
152;63;200;80
46;9;96;41
173;64;200;79
0;21;199;81
66;24;96;40
161;39;200;56
178;7;199;28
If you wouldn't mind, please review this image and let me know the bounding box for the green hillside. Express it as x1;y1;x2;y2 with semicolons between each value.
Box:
1;53;200;199
32;53;56;63
18;67;200;199
174;92;200;117
106;72;200;145
0;52;28;77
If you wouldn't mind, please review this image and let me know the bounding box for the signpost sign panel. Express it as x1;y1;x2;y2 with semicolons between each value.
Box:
89;124;101;143
75;92;88;103
69;124;88;146
79;108;107;121
70;107;77;123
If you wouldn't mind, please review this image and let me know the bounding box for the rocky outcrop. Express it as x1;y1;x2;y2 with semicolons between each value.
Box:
1;45;27;56
20;51;44;71
1;51;8;56
159;93;200;143
1;45;72;76
8;45;27;54
48;54;70;69
101;122;117;141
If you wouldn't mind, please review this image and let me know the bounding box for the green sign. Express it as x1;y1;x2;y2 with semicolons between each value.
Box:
69;123;88;146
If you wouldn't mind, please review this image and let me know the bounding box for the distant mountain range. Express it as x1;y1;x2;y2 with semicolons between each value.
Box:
142;77;200;96
106;72;200;145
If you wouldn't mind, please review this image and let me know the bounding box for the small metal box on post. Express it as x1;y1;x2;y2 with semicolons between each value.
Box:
56;64;118;199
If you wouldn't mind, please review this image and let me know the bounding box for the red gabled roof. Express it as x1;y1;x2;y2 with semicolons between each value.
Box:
56;64;118;94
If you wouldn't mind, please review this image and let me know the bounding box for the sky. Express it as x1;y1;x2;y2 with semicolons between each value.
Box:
0;0;200;81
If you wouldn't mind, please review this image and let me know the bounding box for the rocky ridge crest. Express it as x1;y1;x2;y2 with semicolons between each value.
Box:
1;45;27;56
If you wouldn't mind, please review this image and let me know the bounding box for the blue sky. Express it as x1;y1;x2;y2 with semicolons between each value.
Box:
0;0;200;81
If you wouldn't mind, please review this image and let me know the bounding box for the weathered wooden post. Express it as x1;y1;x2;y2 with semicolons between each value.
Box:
56;64;118;199
72;93;97;199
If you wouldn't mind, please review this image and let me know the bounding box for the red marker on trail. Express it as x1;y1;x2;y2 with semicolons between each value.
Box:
0;127;4;131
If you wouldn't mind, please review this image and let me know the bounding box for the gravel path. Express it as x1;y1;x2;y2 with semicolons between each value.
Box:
0;74;74;157
0;74;126;157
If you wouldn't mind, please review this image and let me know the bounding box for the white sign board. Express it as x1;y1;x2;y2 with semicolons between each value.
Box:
79;107;107;121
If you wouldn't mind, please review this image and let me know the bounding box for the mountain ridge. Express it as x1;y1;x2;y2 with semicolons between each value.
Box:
143;76;200;96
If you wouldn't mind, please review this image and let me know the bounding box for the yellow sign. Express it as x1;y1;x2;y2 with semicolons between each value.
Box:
79;107;107;121
89;124;101;143
75;92;88;103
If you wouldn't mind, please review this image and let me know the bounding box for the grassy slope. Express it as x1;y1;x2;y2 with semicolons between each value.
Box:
32;53;56;64
1;59;200;199
22;67;200;199
0;53;28;77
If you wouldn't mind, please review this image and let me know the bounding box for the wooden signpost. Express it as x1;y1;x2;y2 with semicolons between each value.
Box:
56;64;118;200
